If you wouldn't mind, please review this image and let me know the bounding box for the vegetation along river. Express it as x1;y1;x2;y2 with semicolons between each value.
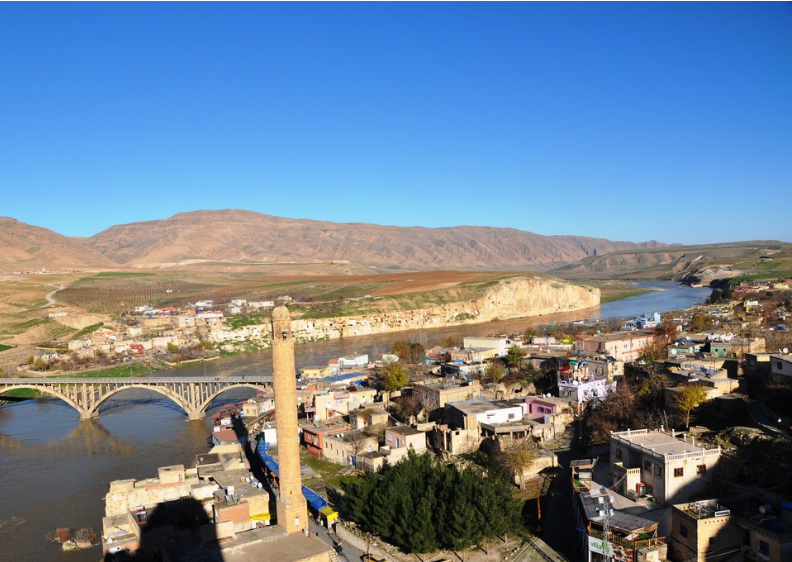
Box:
0;281;707;561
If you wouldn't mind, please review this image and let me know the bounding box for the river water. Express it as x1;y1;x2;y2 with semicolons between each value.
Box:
0;281;707;562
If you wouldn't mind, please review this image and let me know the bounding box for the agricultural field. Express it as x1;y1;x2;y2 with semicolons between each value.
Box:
55;269;522;315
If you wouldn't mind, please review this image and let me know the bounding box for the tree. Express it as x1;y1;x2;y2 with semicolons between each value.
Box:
675;385;707;429
636;337;667;366
440;335;463;348
483;360;506;384
497;439;536;490
166;342;179;353
689;313;715;331
380;362;409;391
653;317;678;345
506;345;526;369
390;340;426;365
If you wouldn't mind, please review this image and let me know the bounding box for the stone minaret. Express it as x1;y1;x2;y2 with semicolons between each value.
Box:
271;305;308;534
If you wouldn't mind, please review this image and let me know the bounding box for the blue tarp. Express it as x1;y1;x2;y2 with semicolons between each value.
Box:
256;439;328;511
323;372;367;383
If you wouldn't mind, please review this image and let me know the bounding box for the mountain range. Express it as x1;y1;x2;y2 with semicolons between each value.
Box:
0;210;666;271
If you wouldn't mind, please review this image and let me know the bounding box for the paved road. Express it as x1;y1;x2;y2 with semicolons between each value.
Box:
537;438;581;562
309;518;365;562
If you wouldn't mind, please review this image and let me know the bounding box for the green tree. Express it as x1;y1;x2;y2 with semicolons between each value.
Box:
446;468;484;551
476;468;522;550
380;362;409;391
166;342;179;353
339;474;375;523
506;345;527;369
675;385;707;429
483;360;506;383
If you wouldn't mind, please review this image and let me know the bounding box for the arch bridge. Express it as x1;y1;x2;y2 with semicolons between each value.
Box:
0;376;273;421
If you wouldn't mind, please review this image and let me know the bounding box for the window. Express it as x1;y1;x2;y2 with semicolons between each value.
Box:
680;524;688;538
654;465;662;476
758;540;770;555
697;464;706;475
615;448;623;460
674;467;684;478
644;460;652;471
508;413;515;420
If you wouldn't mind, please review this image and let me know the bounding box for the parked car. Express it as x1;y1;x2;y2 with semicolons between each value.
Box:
361;556;386;562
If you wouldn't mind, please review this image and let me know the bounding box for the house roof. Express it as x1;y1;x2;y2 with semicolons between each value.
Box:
612;429;712;457
447;397;515;415
580;486;657;533
386;425;424;437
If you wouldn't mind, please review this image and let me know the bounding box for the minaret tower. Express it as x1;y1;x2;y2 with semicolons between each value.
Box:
271;305;308;534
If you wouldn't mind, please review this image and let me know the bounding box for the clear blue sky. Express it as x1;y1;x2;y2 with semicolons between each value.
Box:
1;2;790;245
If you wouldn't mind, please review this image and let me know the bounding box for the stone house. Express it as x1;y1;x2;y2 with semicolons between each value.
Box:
385;425;427;452
301;424;348;458
322;430;378;466
349;406;389;430
412;380;482;412
669;500;740;562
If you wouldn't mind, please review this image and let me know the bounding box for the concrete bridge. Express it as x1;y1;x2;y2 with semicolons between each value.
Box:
0;376;273;421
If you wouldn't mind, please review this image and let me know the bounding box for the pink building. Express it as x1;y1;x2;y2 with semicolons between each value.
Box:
385;426;427;452
524;396;569;420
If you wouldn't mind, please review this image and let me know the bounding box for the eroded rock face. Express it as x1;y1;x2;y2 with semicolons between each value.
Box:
291;277;599;341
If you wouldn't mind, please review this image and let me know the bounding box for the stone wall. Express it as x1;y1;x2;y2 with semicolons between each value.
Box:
292;277;599;342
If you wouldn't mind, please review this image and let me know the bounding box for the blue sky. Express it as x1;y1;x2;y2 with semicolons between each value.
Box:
1;2;790;245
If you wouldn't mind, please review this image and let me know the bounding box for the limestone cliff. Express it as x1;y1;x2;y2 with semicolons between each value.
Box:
290;277;599;341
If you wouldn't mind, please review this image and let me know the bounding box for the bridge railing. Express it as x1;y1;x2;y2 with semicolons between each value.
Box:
0;376;273;384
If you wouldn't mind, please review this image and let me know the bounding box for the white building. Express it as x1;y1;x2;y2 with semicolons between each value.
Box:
610;429;721;505
463;336;520;358
338;354;368;369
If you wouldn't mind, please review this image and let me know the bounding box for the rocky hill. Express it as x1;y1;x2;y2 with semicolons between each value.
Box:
0;217;116;270
288;276;601;340
83;209;665;270
551;241;792;282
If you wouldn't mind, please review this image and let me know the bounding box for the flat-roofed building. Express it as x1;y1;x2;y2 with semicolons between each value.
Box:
575;486;667;562
575;331;656;363
611;429;721;505
670;500;740;562
444;397;523;431
413;380;481;412
385;425;426;452
349;406;389;430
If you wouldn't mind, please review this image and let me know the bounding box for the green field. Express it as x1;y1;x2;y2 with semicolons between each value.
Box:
66;362;160;378
1;388;42;399
600;288;653;303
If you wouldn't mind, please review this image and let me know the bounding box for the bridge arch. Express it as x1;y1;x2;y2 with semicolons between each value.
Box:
197;384;264;417
87;384;193;419
0;385;88;418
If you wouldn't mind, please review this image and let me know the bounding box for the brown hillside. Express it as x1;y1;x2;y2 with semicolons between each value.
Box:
85;209;665;270
0;217;117;270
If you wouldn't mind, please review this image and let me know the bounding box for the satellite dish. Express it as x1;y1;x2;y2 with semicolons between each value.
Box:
784;348;789;355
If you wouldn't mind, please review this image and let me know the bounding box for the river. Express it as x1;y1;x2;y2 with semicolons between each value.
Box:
0;281;708;562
